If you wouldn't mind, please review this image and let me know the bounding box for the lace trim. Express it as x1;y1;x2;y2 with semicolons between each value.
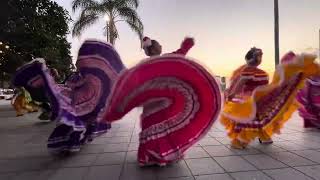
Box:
117;77;200;143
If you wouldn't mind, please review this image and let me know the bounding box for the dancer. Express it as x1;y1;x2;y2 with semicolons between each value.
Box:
222;49;319;149
11;87;39;116
103;37;221;166
12;58;53;120
296;52;320;128
224;47;268;102
13;40;125;154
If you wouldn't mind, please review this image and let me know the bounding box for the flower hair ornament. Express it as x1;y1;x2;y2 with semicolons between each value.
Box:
142;36;152;49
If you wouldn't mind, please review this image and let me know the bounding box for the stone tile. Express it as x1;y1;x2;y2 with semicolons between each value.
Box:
210;127;224;132
195;173;233;180
92;136;131;144
79;144;105;154
126;151;138;164
0;158;53;173
214;156;257;172
47;167;89;180
120;163;157;180
294;140;320;149
269;152;315;166
130;136;139;143
281;128;299;134
292;150;320;163
273;141;309;151
208;131;228;138
242;154;287;169
117;128;134;133
155;161;192;178
128;143;139;151
203;145;235;157
277;134;304;141
100;132;118;138
84;165;122;180
61;154;97;167
103;143;129;153
185;147;210;159
230;171;272;180
0;173;17;180
251;144;287;153
0;145;49;159
158;177;195;180
295;165;320;180
186;158;224;175
227;146;261;155
12;170;57;180
94;152;126;165
215;137;231;145
264;168;313;180
90;138;111;145
114;131;132;137
198;138;221;146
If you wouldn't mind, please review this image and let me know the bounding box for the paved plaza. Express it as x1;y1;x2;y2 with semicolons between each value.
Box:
1;100;320;180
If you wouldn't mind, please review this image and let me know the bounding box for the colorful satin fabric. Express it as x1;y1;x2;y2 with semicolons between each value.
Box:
221;53;320;145
103;55;221;166
11;88;39;116
297;75;320;128
12;40;125;153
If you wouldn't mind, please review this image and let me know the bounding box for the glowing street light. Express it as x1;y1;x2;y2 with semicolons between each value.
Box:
104;14;109;22
5;45;9;49
0;42;2;45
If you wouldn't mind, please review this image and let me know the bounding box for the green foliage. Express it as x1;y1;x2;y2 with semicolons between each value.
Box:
72;0;144;45
0;0;74;80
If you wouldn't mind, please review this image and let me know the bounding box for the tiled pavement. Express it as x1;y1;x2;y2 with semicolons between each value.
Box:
1;101;320;179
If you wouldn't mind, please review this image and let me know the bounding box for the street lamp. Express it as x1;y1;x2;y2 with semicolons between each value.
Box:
104;14;110;43
274;0;280;67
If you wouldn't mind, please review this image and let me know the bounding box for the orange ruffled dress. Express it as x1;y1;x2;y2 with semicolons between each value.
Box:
221;53;320;147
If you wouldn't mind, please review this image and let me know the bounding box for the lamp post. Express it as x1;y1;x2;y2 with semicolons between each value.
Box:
274;0;280;67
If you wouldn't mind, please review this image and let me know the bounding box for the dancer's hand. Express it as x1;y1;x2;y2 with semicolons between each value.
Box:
227;93;235;101
224;90;235;101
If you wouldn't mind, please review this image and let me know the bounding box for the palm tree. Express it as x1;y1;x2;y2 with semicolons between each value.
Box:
274;0;279;67
71;0;144;45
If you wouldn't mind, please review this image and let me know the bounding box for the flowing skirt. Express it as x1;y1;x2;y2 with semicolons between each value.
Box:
104;55;222;166
221;54;320;144
297;76;320;128
12;40;125;153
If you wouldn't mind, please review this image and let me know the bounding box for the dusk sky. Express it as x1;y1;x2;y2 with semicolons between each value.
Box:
54;0;320;77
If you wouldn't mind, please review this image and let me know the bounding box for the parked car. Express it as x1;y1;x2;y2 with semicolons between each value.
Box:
0;88;14;100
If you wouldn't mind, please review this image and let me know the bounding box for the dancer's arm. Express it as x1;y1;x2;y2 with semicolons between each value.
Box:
172;37;195;55
226;78;247;100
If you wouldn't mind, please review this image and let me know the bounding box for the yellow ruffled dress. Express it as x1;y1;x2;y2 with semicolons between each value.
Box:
12;87;39;116
221;54;320;147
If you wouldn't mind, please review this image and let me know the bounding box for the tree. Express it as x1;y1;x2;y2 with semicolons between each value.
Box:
72;0;144;45
0;0;74;85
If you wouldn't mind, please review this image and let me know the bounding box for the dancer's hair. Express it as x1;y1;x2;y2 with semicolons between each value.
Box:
142;37;162;56
230;47;263;81
245;47;263;66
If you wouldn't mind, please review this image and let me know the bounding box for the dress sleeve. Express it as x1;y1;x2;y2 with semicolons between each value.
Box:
172;37;194;56
253;70;269;84
239;70;255;80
